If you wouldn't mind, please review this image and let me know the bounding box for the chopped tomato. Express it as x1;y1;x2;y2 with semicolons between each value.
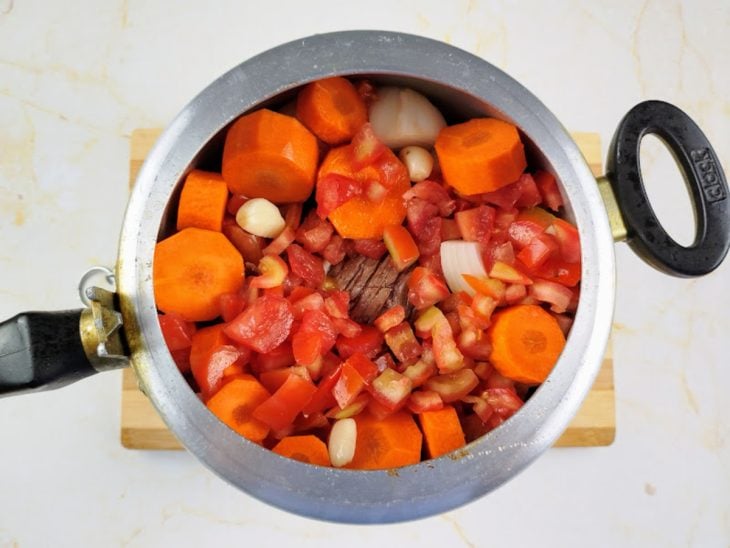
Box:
224;294;294;353
335;325;384;359
534;170;563;211
158;313;196;352
190;324;242;399
331;317;362;338
405;197;439;235
416;217;443;258
384;322;422;364
383;224;420;272
345;352;379;383
374;305;406;334
548;218;581;264
488;261;533;285
457;329;492;361
250;340;295;373
407;390;444;414
403;180;456;217
332;362;365;409
441;218;461;241
295;211;334;253
529;278;574;313
291;291;325;319
482;179;523;210
402;359;438;387
462;274;506;301
316;173;362;218
516;233;559;270
352;238;387;260
370;368;413;411
431;317;465;373
482;387;523;420
301;364;341;416
286;244;325;287
293;310;337;361
350;123;387;170
517;206;555;229
507;220;545;249
407;266;449;310
218;292;247;323
424;368;479;403
252;374;317;431
323;290;349;318
514;173;542;208
226;194;248;216
455;205;495;243
321;234;347;265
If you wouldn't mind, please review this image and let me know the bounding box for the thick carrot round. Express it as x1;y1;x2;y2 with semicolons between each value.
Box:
272;434;331;466
345;410;422;470
319;146;408;239
222;109;318;203
176;170;229;232
435;118;527;195
154;227;244;321
206;375;271;443
296;77;368;145
486;304;566;384
418;405;466;459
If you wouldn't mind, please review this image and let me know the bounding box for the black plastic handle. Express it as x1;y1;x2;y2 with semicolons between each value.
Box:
606;100;730;277
0;310;97;397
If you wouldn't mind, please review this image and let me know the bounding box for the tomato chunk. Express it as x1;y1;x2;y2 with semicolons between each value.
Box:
335;325;384;359
224;294;294;353
286;244;325;287
252;374;317;431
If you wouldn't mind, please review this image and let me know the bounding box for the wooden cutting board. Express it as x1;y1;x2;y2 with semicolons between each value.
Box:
120;129;615;450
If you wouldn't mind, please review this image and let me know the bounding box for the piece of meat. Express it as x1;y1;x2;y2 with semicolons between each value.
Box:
330;255;415;324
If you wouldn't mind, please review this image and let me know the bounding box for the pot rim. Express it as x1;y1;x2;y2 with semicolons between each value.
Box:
117;30;615;523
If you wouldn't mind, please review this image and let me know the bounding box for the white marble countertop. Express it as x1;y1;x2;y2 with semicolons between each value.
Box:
1;1;728;546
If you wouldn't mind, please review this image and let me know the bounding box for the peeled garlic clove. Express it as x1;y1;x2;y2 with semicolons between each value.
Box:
369;87;446;149
328;418;357;468
235;198;286;238
399;146;434;182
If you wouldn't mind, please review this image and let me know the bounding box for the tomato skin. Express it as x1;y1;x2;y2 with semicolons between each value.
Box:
296;211;335;254
481;179;523;210
352;238;387;260
350;123;387;171
322;234;347;265
286;244;325;287
514;173;542;208
250;340;294;373
252;374;318;431
549;218;581;264
384;322;422;364
534;170;563;211
516;233;559;269
407;267;450;310
405;197;439;235
158;313;197;353
316;173;362;219
190;324;242;399
302;363;342;416
455;205;496;243
335;325;384;359
404;180;456;217
332;362;365;408
224;294;294;353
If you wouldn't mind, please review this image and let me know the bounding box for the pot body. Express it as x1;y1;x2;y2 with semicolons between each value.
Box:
117;31;615;522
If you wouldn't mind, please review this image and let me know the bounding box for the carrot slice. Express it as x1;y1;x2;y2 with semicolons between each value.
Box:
176;170;229;232
221;109;318;203
206;375;271;443
345;411;422;470
272;434;331;466
319;146;408;239
435;118;527;196
486;304;566;384
418;405;466;459
296;77;368;145
154;227;244;321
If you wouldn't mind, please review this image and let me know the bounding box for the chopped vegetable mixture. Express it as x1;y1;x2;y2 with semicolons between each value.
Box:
154;76;581;469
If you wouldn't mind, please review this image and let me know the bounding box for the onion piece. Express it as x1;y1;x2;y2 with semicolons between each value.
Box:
440;241;488;295
368;87;446;149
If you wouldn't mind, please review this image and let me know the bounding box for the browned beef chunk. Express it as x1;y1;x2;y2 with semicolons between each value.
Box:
329;255;414;324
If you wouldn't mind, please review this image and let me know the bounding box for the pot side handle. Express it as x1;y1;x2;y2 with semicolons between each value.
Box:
0;310;97;396
605;100;730;277
0;287;129;397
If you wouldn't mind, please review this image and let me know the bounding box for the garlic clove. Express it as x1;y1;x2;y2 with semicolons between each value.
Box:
235;198;286;238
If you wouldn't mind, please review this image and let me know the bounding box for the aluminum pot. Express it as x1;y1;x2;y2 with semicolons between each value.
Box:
1;31;728;523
